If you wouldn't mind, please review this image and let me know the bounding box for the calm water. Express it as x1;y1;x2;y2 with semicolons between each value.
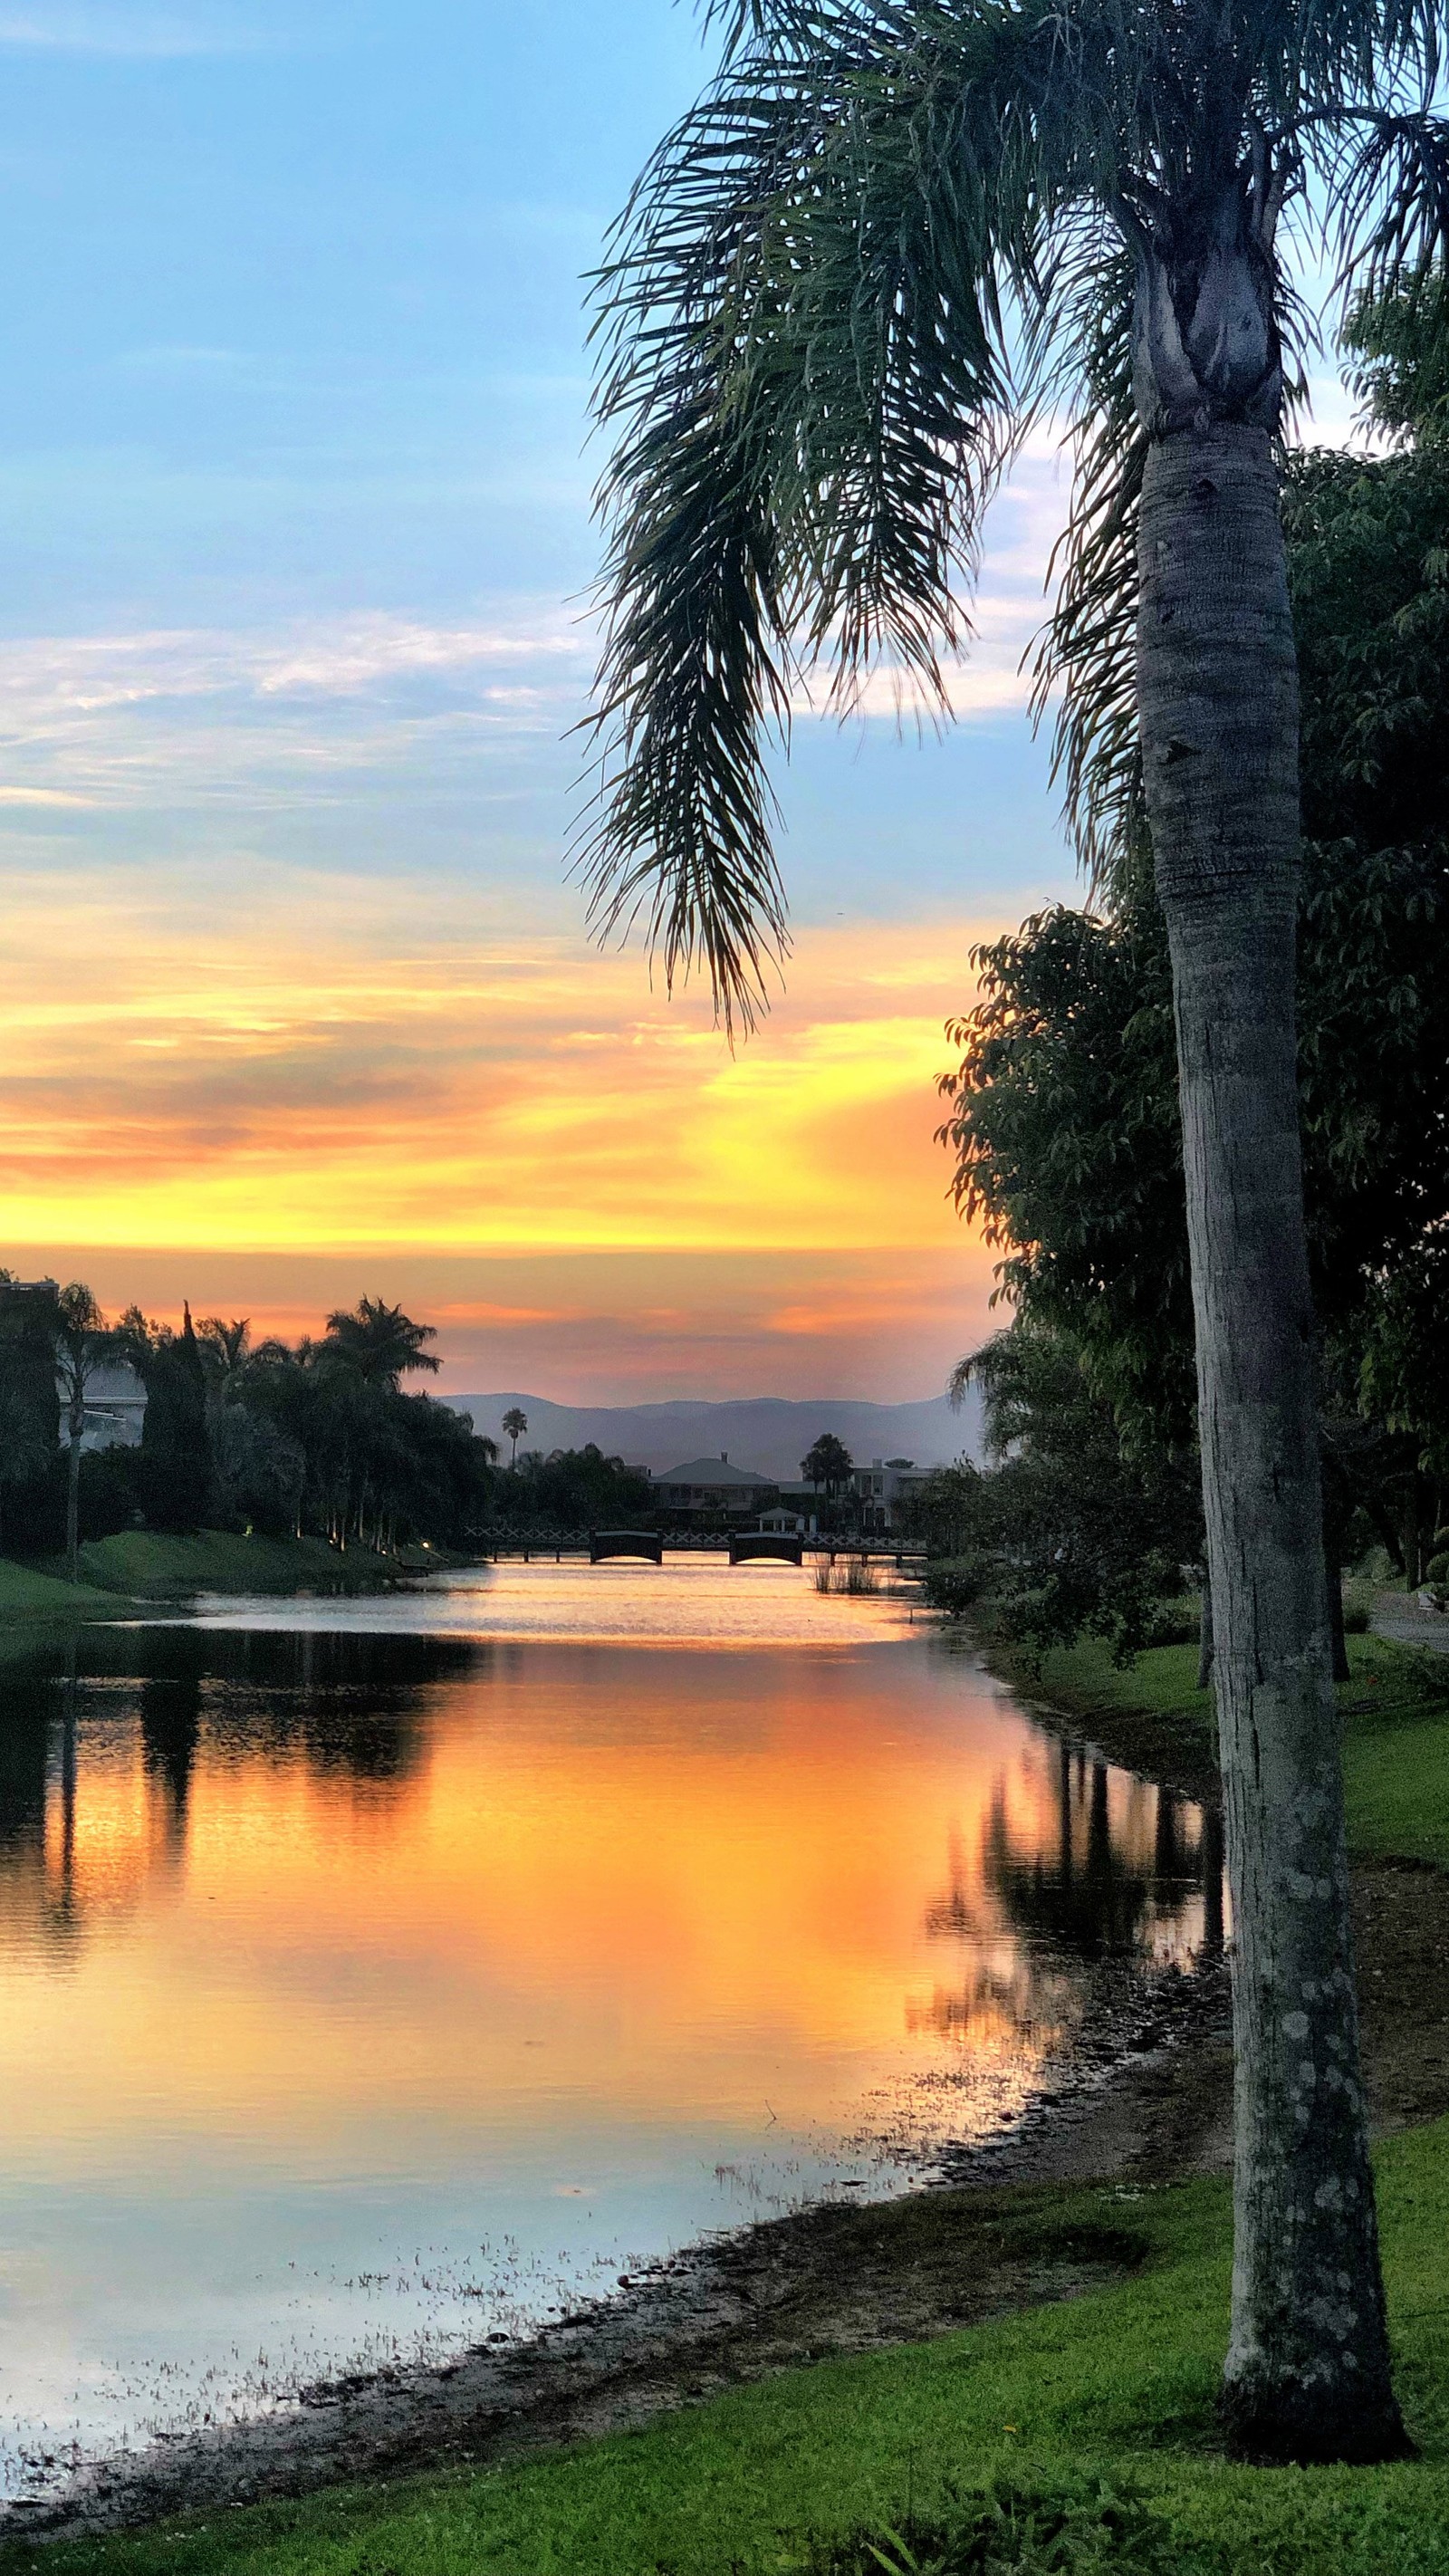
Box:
0;1562;1216;2497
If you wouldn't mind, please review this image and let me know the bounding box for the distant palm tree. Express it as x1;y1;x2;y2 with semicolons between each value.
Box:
502;1407;529;1469
197;1316;252;1382
322;1298;442;1392
801;1433;852;1500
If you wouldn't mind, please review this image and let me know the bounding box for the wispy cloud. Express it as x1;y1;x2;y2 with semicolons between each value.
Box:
0;607;593;807
0;5;277;55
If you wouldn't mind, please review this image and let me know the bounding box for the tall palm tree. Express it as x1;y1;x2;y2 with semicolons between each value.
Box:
502;1406;529;1469
53;1283;112;1585
581;0;1448;2463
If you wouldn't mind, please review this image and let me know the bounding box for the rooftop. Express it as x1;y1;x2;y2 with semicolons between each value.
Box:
657;1455;774;1488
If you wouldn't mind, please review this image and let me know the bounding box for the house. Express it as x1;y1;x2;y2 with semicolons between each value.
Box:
653;1453;777;1519
849;1457;940;1531
57;1360;149;1451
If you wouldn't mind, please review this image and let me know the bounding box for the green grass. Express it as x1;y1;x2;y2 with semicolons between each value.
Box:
13;2124;1449;2576
0;1555;127;1620
53;1529;407;1600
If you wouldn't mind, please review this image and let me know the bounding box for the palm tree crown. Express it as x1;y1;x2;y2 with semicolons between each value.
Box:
322;1298;442;1393
581;0;1448;1025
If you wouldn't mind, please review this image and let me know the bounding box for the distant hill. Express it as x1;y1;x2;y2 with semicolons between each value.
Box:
446;1389;984;1480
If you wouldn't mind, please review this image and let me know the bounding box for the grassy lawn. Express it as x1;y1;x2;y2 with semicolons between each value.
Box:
11;2125;1449;2576
52;1530;408;1600
0;1556;125;1620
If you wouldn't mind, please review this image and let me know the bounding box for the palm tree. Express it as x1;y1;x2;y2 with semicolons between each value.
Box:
801;1432;852;1498
197;1316;252;1384
579;0;1447;2463
502;1407;529;1470
53;1284;113;1585
322;1298;442;1392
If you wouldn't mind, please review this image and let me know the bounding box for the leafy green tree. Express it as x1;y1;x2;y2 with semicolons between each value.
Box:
120;1304;211;1536
939;366;1449;1601
0;1274;62;1556
894;1460;988;1563
579;0;1449;2456
209;1407;307;1537
950;1325;1204;1659
500;1444;654;1536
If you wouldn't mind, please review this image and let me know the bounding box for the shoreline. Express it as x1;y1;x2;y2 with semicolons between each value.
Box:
19;1837;1448;2547
8;1615;1449;2548
2;1940;1233;2543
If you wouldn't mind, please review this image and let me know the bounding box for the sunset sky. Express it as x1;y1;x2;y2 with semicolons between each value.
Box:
0;3;1357;1398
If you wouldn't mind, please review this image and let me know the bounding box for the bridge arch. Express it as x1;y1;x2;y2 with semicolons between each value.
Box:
589;1529;664;1564
728;1532;804;1566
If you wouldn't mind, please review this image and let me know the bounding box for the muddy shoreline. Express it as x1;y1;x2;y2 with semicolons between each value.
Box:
3;1939;1233;2544
9;1706;1449;2545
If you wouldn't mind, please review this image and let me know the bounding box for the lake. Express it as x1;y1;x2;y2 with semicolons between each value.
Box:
0;1560;1217;2500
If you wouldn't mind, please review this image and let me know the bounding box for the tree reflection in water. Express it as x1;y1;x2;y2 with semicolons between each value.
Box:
918;1739;1224;2051
0;1629;475;1950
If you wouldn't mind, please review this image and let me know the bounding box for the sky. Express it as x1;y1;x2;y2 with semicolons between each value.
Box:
0;2;1360;1400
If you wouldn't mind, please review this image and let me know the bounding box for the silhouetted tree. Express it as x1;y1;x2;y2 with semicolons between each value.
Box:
801;1434;852;1501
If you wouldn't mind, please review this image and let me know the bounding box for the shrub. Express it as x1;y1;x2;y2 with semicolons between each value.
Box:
802;2473;1214;2575
1427;1552;1449;1588
921;1559;984;1619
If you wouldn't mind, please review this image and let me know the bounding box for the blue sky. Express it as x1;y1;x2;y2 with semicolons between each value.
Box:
0;0;1076;918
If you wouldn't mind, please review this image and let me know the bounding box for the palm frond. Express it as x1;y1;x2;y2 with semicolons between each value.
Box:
1330;110;1449;314
579;0;1135;1027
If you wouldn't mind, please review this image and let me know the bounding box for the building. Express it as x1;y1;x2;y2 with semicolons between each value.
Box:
849;1457;936;1531
57;1360;149;1451
653;1454;777;1519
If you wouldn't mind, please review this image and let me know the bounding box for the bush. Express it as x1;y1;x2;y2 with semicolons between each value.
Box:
921;1559;984;1618
1428;1551;1449;1588
803;2474;1212;2575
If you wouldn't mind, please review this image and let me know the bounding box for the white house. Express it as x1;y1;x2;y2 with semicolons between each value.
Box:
57;1360;148;1451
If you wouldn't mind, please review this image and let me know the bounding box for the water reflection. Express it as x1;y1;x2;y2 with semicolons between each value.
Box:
974;1745;1216;1965
0;1575;1222;2497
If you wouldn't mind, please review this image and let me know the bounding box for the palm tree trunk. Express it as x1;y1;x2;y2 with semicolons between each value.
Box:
66;1410;82;1582
1138;422;1405;2463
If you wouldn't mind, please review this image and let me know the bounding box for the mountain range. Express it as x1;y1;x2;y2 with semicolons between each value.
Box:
447;1389;984;1480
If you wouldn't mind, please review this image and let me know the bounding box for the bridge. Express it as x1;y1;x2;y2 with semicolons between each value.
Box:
727;1532;804;1566
589;1529;665;1564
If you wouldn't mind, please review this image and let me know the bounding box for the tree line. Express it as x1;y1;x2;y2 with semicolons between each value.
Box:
910;292;1449;1662
0;1288;647;1572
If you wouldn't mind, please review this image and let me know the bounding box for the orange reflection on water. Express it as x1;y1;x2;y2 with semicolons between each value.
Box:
4;1629;1213;2179
0;1586;1220;2486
